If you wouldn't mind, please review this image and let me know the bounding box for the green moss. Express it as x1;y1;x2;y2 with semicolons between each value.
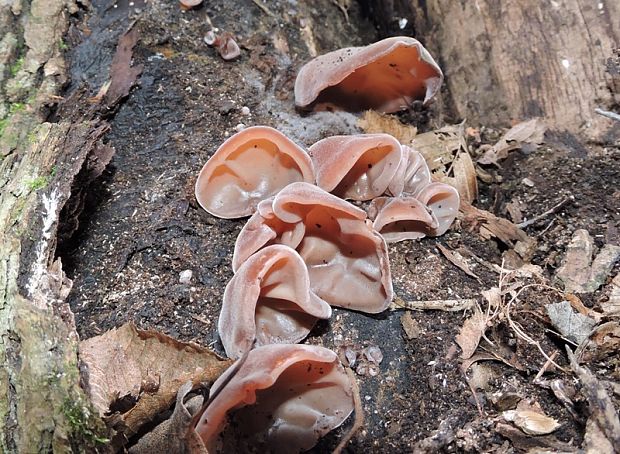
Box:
26;176;48;191
61;397;109;448
59;39;69;51
9;56;24;77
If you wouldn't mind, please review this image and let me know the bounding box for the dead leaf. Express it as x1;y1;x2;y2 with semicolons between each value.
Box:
79;323;231;444
505;199;524;224
602;273;620;315
495;422;573;451
400;312;421;339
357;110;417;143
438;150;478;203
95;25;144;108
555;229;620;293
478;118;546;166
456;305;488;359
546;301;596;345
584;416;616;454
503;408;561;435
588;321;620;354
129;381;207;453
459;202;535;260
568;349;620;452
436;244;480;281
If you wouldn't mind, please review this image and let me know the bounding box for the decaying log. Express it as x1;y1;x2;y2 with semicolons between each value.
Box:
0;1;109;451
367;0;620;140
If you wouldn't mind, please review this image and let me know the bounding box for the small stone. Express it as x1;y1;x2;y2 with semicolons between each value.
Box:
521;177;535;187
240;106;250;116
344;347;357;367
179;270;193;284
235;123;246;132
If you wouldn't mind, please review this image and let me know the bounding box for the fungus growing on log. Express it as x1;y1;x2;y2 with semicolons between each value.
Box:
218;245;331;359
233;182;393;313
368;196;437;243
308;133;402;201
387;145;431;197
195;126;315;219
416;182;460;236
195;344;355;453
294;36;443;113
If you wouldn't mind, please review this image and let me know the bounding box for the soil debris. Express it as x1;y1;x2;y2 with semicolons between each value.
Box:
477;118;546;166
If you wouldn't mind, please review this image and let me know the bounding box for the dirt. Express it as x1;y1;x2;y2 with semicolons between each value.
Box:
56;0;619;451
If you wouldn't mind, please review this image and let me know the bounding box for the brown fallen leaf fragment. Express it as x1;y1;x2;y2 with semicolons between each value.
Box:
357;110;418;143
568;348;620;452
495;422;574;452
456;304;488;359
91;25;144;108
602;273;620;315
459;201;535;260
129;381;207;454
555;229;620;293
78;323;231;446
410;123;478;202
437;243;480;281
478;118;546;166
502;408;561;435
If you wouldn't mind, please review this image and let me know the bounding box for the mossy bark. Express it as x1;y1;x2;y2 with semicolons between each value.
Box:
0;1;108;452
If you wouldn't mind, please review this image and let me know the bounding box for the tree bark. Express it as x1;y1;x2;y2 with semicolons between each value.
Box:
1;1;108;451
368;0;620;141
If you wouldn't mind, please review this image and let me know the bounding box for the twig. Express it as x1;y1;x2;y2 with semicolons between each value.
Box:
333;368;364;454
390;297;476;312
533;350;559;382
595;108;620;122
251;0;276;17
518;196;573;228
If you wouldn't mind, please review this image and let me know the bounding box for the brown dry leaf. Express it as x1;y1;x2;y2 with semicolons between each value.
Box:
478;118;546;166
459;201;535;260
495;422;573;452
436;244;480;281
568;349;620;452
588;321;620;354
456;305;488;359
357;110;417;143
400;312;421;339
502;408;561;435
505;199;524;224
602;273;620;315
92;25;144;107
439;150;478;203
129;381;207;454
555;229;620;293
79;323;231;441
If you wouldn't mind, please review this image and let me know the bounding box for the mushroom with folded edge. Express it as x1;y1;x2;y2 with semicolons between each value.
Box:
195;126;315;219
218;244;332;359
387;145;431;198
308;133;402;201
294;36;443;113
194;344;355;453
233;182;393;314
416;182;460;236
368;196;437;243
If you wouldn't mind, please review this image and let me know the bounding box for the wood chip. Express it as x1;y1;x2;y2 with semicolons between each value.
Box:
357;110;417;143
436;243;480;281
455;305;488;359
391;296;476;312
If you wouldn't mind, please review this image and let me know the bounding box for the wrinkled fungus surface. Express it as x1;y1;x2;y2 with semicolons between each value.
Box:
368;196;437;243
195;126;315;219
295;36;443;113
309;133;402;201
195;344;354;453
219;245;331;359
233;183;393;313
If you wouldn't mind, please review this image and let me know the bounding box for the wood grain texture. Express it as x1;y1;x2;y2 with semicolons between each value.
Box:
403;0;620;140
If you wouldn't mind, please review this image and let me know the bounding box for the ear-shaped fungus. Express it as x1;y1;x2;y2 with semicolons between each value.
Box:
309;133;402;201
387;145;431;197
195;126;315;219
195;344;355;453
233;182;393;313
416;182;460;236
295;36;443;113
218;245;332;359
368;197;437;243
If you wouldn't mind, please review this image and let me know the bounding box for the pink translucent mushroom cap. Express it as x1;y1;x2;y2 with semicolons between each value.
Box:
295;36;443;113
309;133;402;201
195;126;315;219
218;245;331;359
195;344;355;453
